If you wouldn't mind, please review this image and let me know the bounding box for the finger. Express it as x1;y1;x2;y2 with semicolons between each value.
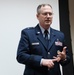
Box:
48;64;54;68
57;54;61;57
57;50;62;55
53;56;58;62
53;56;61;59
56;57;61;62
58;52;61;55
52;58;58;62
62;46;67;53
48;60;54;68
57;50;61;54
53;56;57;59
52;57;61;62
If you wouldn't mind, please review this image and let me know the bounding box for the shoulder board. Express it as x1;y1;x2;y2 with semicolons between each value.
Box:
25;27;34;30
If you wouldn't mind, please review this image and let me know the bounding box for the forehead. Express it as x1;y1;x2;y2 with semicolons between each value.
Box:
40;5;53;13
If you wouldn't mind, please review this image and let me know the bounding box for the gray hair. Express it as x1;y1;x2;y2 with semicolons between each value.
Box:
37;4;52;14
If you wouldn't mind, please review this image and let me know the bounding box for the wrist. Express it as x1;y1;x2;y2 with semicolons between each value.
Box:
40;58;44;66
62;55;67;61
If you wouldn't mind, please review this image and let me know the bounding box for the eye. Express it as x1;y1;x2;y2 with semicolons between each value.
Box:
41;13;48;16
42;13;48;16
41;12;53;16
49;13;53;16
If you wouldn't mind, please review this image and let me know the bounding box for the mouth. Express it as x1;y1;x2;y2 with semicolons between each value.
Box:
45;20;51;23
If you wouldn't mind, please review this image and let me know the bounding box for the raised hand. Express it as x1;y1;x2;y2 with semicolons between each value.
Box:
41;47;67;68
53;46;67;62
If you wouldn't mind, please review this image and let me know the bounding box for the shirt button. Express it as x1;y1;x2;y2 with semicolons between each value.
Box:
48;52;50;54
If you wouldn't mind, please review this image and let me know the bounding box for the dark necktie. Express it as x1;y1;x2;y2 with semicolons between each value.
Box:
44;30;49;48
44;30;48;40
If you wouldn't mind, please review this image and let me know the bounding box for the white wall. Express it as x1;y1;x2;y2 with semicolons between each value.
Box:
0;0;60;75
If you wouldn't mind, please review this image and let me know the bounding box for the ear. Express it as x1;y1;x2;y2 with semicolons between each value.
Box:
36;14;38;17
36;14;39;19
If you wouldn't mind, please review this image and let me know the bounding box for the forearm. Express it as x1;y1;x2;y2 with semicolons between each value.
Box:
16;52;43;67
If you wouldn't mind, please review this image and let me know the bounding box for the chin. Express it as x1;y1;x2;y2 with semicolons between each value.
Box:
45;22;52;25
45;24;50;28
45;23;50;26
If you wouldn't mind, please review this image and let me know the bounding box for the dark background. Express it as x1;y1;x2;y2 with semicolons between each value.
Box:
59;0;73;75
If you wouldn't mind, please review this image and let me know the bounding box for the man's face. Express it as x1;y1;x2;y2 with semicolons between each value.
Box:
37;5;53;29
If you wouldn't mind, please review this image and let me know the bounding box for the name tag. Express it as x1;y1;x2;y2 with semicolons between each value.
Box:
32;42;39;45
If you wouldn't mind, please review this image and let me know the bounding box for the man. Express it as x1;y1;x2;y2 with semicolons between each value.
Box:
16;4;70;75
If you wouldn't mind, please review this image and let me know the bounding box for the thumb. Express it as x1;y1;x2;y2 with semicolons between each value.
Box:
62;46;67;53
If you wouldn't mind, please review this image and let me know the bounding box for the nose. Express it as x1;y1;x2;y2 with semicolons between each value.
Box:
47;14;50;17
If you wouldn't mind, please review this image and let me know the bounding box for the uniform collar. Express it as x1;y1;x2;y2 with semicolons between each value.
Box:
39;24;50;35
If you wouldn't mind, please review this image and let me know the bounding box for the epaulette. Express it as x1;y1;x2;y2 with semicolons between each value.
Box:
25;27;34;30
